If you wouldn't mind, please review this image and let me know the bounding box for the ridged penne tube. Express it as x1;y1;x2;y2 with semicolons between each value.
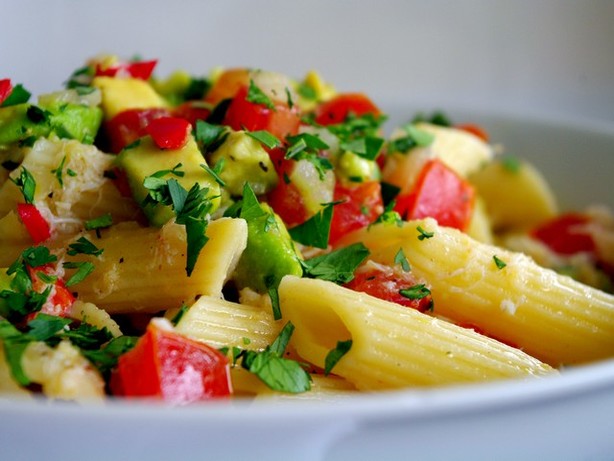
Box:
366;218;614;366
63;217;247;314
175;295;282;350
278;275;554;390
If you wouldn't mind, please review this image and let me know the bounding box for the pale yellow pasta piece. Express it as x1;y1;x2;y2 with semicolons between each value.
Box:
175;295;281;350
0;211;30;267
22;340;105;402
414;122;493;177
364;218;614;366
62;217;247;314
278;275;554;390
466;196;494;244
469;157;558;231
69;300;122;337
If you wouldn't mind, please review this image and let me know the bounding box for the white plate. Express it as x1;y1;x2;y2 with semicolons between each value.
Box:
1;110;613;461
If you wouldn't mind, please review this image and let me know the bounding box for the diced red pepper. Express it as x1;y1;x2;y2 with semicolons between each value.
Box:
111;320;232;404
27;265;75;318
532;213;596;255
17;203;51;243
456;123;489;142
329;180;384;245
145;116;191;150
95;59;158;80
104;108;172;153
222;86;301;142
0;78;12;105
173;101;211;127
314;93;381;126
344;262;433;312
394;159;475;231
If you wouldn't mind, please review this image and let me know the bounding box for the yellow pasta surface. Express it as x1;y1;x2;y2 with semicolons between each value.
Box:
279;275;554;390
352;218;614;366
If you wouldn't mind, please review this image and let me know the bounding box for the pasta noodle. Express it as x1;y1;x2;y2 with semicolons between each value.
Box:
347;218;614;366
0;56;613;403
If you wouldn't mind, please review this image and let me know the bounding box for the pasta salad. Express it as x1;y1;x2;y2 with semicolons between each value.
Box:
0;56;613;403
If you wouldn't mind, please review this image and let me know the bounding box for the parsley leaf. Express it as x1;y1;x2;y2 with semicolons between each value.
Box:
394;248;410;272
493;255;507;269
200;161;226;187
416;225;434;241
238;322;311;393
247;130;281;149
62;261;95;286
246;79;275;110
324;339;352;376
301;243;370;284
85;213;113;231
194;120;228;154
285;133;332;180
66;236;103;257
288;202;335;249
388;124;434;154
1;84;31;107
399;284;431;300
11;167;36;204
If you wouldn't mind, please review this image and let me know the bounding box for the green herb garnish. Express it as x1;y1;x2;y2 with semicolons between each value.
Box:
324;339;352;376
301;243;370;284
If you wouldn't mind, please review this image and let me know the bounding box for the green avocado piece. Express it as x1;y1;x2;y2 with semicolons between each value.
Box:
233;184;303;293
115;135;221;226
0;269;13;319
0;101;102;147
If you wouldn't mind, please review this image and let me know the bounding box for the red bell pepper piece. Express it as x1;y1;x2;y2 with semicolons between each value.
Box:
222;86;301;142
145;116;192;150
267;158;309;228
329;180;384;245
394;159;475;231
531;213;596;255
456;123;489;142
111;320;232;404
17;203;51;243
345;262;433;312
95;59;158;80
104;108;172;153
314;93;381;126
27;265;75;318
173;101;211;127
0;78;12;105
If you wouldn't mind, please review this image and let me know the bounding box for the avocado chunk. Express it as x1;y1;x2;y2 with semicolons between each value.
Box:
115;135;220;226
233;184;303;293
0;101;102;147
209;130;278;196
0;269;13;319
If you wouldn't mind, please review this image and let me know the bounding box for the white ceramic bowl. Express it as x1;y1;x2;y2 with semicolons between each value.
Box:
1;2;613;460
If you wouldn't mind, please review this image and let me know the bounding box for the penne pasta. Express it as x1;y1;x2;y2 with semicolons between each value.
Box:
61;217;247;314
359;218;614;366
278;275;554;390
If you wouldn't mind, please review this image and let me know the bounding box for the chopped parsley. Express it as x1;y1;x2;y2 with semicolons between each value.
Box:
200;161;226;187
246;79;275;110
1;83;31;107
417;225;434;240
85;213;113;232
26;105;50;124
142;168;216;276
388;124;434;154
301;242;370;284
194;120;228;154
285;133;332;180
62;261;96;286
233;322;311;393
247;130;281;149
11;167;36;204
288;202;336;249
52;155;77;187
66;236;104;257
412;110;452;127
324;339;352;376
493;255;507;270
501;156;521;173
399;284;431;300
371;200;403;228
394;248;411;272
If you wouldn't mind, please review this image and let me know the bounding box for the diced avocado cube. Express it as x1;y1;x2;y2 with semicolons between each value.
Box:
0;269;13;318
93;76;168;120
209;130;278;196
115;135;220;226
0;101;102;147
233;184;302;293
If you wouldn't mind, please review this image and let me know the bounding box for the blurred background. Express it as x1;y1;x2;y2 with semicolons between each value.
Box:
2;0;613;123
